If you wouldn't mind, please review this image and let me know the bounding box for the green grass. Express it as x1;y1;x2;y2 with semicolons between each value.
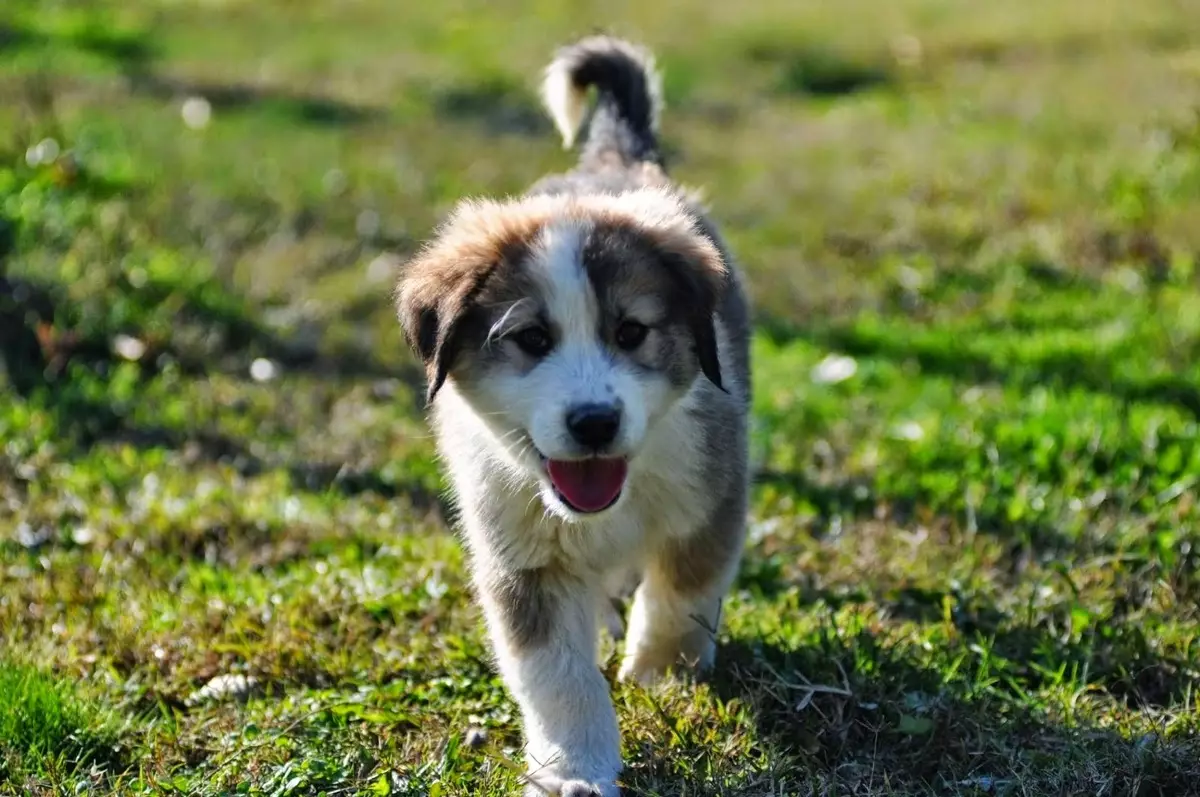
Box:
2;0;1200;794
0;662;122;782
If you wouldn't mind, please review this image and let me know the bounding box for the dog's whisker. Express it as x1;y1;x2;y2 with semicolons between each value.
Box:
485;298;534;346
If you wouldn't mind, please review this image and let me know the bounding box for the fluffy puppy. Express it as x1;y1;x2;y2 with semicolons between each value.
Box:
395;35;751;796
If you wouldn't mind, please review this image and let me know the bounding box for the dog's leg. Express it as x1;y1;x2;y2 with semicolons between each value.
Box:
617;500;746;685
615;565;726;685
477;566;622;796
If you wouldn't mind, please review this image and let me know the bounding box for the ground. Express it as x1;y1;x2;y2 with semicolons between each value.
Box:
2;0;1200;794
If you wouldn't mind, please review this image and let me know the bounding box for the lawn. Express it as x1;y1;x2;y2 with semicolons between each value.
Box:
2;0;1200;794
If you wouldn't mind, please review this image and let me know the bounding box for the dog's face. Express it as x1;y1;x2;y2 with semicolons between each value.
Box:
396;189;727;519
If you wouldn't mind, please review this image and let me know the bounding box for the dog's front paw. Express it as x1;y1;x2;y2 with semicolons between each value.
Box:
618;632;716;686
562;779;619;797
524;776;620;797
616;654;665;686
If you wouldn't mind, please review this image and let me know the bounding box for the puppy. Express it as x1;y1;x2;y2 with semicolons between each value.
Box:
395;35;751;796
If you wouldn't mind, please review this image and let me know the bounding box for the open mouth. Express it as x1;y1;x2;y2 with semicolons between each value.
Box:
540;455;629;514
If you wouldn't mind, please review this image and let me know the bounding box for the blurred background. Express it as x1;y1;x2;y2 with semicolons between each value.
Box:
2;0;1200;794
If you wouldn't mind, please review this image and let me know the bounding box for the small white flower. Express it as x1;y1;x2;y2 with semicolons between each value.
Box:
891;421;925;441
181;96;213;129
71;526;96;546
25;137;60;167
811;354;858;384
186;674;260;706
112;334;147;361
748;517;780;545
250;357;278;382
424;573;449;600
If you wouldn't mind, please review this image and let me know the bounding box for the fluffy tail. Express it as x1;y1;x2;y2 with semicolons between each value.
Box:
540;35;664;166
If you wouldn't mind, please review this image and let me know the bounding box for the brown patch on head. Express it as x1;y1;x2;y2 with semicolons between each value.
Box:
395;200;549;403
581;215;728;390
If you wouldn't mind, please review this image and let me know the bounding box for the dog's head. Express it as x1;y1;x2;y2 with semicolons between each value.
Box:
396;188;727;519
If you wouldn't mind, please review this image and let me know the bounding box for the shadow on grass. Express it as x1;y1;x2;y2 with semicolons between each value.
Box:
0;382;441;520
0;17;382;129
0;20;155;68
759;317;1200;419
1;272;410;384
652;630;1200;796
728;512;1196;710
751;468;1080;558
125;73;384;128
1;273;439;516
776;586;1189;709
746;39;894;98
52;404;441;511
4;15;569;138
427;77;552;137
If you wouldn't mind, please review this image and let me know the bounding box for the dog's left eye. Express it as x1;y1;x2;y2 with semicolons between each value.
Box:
512;326;554;357
615;320;649;350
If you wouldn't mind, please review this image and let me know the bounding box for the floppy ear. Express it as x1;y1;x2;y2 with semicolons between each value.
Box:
690;294;724;392
396;255;491;405
396;197;546;404
648;228;728;392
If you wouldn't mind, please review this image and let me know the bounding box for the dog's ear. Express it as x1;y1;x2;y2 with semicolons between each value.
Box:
647;226;728;391
396;264;486;405
396;199;544;404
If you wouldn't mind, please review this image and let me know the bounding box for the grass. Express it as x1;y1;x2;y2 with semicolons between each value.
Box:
0;663;122;782
1;0;1199;794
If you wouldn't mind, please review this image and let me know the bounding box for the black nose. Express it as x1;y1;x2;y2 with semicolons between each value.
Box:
566;403;621;449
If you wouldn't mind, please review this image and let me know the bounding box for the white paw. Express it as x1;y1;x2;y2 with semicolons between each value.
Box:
617;635;685;685
618;637;716;686
616;655;666;686
524;774;620;796
562;779;618;797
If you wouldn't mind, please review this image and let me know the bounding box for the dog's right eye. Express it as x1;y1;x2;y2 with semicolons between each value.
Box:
512;326;554;357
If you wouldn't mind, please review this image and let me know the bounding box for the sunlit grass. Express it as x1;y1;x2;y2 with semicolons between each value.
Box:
1;0;1199;793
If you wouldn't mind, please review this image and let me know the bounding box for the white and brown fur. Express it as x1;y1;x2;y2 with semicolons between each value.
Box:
395;36;751;796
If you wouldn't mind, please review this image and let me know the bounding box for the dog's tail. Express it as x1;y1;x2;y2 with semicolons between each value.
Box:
540;35;664;167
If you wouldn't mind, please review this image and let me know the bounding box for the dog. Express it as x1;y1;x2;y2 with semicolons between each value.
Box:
395;35;752;796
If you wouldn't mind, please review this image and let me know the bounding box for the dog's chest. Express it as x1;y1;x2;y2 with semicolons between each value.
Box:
544;476;710;573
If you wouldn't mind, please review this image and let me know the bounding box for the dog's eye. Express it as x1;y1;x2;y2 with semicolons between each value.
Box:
512;326;554;357
615;320;649;351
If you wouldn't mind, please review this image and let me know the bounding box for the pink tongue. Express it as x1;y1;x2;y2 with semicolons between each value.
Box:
547;458;628;513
